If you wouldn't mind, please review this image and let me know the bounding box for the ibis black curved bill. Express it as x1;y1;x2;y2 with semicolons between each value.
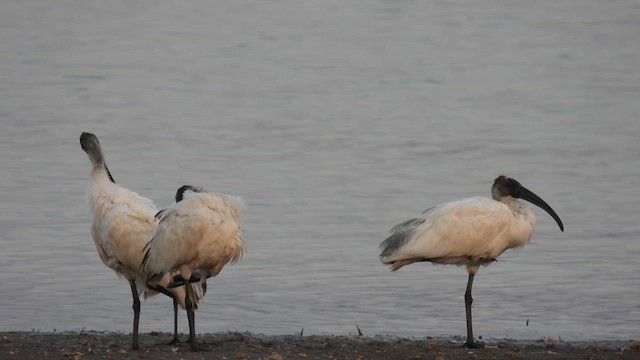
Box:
514;186;564;231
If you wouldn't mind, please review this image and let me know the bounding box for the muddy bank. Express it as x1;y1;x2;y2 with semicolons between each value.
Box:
1;331;638;359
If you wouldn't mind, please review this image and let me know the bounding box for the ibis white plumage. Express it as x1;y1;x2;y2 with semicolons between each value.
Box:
142;185;245;351
379;175;564;348
80;132;204;349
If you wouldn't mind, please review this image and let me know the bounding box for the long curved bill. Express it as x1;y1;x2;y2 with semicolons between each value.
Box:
515;186;564;231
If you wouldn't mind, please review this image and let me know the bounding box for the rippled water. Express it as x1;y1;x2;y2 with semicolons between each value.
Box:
1;0;639;341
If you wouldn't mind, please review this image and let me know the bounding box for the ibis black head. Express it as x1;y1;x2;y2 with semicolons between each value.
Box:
175;184;207;202
80;132;101;155
492;175;564;232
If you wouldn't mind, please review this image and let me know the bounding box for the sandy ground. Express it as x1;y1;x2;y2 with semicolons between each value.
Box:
1;331;638;360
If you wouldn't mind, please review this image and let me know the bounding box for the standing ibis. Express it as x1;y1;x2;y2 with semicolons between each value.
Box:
379;175;564;348
142;185;245;351
80;132;203;349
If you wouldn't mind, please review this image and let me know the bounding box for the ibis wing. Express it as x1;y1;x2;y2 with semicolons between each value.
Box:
380;197;512;263
144;201;203;275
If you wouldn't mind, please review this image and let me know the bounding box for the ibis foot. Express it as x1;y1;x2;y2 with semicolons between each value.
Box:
463;340;485;349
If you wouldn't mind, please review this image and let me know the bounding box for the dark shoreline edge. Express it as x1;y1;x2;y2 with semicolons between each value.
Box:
2;331;638;359
1;330;635;348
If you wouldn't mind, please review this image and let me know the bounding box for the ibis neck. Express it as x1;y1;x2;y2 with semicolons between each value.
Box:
85;144;115;183
501;196;527;216
91;161;116;184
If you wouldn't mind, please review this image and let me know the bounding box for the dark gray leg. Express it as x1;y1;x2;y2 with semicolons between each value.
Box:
185;285;199;351
128;280;141;350
147;285;182;345
168;297;180;345
463;272;483;348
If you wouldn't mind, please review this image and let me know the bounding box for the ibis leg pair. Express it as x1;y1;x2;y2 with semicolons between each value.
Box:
126;280;195;349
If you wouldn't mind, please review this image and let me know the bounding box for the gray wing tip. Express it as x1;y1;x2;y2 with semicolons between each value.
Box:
379;218;425;258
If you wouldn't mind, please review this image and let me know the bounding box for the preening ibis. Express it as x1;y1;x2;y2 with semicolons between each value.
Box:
80;132;204;349
142;185;245;351
379;175;564;348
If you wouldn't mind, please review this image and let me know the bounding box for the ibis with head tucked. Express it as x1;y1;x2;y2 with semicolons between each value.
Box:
80;132;204;349
379;175;564;348
142;184;245;351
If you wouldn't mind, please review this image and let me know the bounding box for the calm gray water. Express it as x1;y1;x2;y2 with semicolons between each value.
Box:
1;0;639;341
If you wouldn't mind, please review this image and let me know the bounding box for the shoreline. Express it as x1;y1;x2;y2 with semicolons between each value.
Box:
1;331;638;359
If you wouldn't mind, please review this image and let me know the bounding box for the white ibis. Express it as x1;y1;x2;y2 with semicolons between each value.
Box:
80;132;203;349
142;185;245;351
379;175;564;348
